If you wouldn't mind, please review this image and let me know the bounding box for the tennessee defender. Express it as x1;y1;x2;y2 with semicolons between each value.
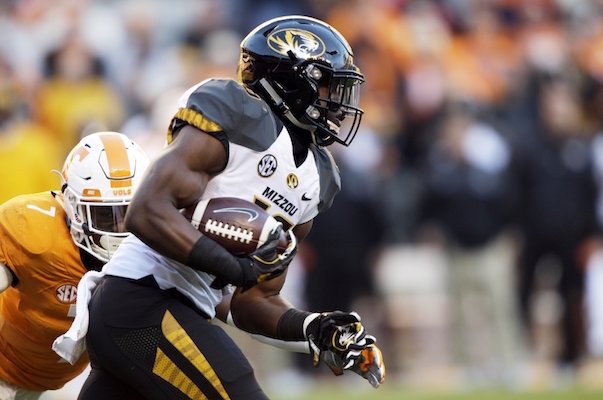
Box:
0;132;150;399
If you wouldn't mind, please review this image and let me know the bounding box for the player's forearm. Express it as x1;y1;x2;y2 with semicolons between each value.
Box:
230;280;297;337
125;134;215;264
231;295;292;337
125;160;206;265
127;199;200;264
231;294;321;344
225;311;310;353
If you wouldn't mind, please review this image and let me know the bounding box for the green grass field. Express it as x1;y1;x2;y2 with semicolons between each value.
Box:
269;386;603;400
41;371;603;399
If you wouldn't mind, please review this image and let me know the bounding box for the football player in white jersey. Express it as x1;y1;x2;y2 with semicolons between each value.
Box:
75;16;385;399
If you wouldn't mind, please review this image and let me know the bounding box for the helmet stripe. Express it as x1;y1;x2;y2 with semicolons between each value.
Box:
99;133;132;188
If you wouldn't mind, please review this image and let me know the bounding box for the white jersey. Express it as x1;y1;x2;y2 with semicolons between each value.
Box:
103;78;341;317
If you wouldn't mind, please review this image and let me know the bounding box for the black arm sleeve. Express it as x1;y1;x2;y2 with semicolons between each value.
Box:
276;308;313;341
187;235;253;287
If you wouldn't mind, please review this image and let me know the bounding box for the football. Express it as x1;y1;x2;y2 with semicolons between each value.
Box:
182;197;287;256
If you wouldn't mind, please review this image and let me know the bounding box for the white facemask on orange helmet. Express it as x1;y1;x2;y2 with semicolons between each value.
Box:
59;132;150;262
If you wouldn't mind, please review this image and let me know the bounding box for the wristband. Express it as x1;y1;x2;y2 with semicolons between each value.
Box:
276;308;318;341
227;311;311;353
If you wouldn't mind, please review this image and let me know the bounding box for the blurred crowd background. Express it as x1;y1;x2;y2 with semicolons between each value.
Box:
3;0;603;397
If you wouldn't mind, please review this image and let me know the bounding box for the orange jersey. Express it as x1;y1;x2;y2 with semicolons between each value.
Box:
0;192;89;391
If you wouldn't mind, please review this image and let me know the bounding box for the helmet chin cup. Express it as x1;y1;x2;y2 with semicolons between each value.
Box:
99;235;125;253
90;234;125;261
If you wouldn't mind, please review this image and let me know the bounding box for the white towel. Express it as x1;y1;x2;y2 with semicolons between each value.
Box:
52;270;105;365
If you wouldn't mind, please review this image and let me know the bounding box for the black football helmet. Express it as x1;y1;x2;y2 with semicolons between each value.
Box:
238;15;364;147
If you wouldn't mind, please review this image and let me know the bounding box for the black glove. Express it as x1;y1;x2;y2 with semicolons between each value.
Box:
306;311;385;388
305;311;369;370
240;226;297;289
350;343;386;388
321;339;386;388
211;226;297;290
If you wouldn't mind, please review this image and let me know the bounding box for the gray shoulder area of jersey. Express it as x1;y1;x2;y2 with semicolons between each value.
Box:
186;78;341;214
310;145;341;213
185;78;282;151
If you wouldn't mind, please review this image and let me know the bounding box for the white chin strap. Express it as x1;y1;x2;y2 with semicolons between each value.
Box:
257;78;324;145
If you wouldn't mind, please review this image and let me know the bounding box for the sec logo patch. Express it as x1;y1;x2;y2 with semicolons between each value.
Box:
56;284;78;304
258;154;277;177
